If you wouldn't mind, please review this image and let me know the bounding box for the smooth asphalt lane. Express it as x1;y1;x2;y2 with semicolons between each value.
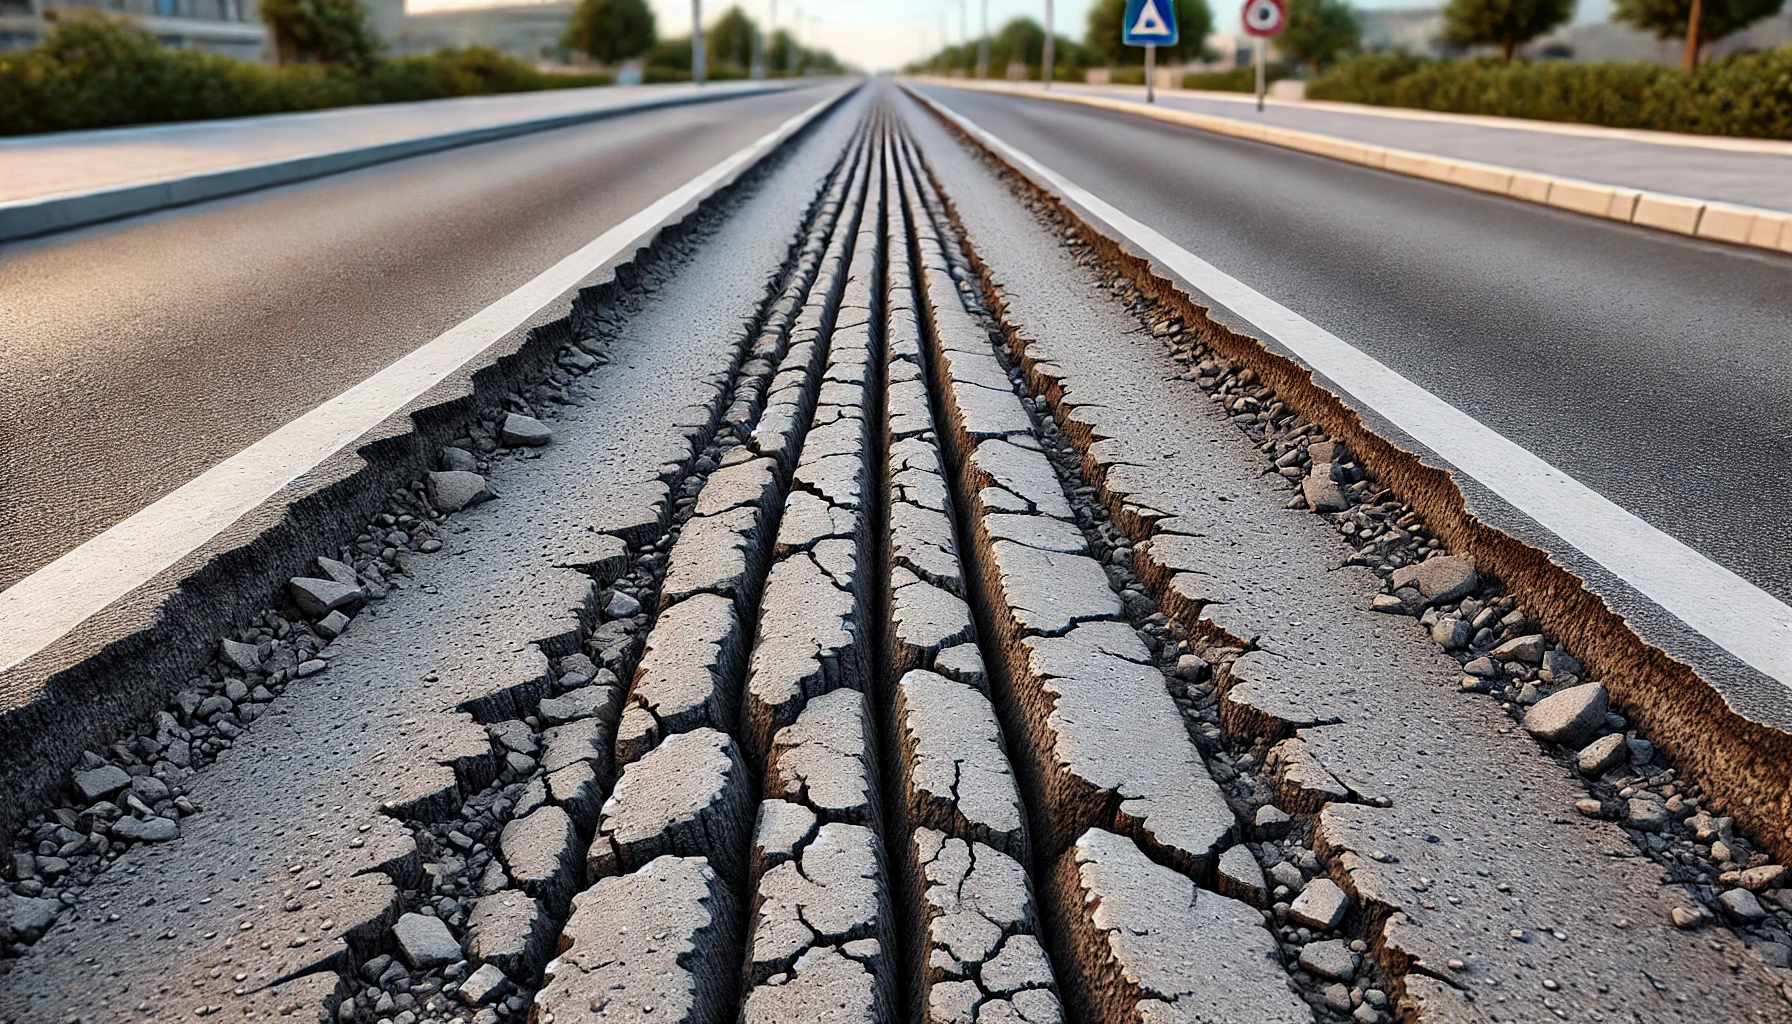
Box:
0;83;840;591
916;85;1792;612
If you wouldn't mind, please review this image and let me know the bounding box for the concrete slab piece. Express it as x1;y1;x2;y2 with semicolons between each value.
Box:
896;672;1027;857
1018;622;1235;872
589;727;750;882
537;855;738;1024
1053;828;1308;1024
767;687;877;826
987;540;1121;638
913;828;1062;1023
744;821;892;1003
744;551;864;761
615;593;746;765
499;804;584;918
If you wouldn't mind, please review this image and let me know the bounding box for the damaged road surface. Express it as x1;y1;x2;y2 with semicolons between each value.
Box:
5;82;1792;1024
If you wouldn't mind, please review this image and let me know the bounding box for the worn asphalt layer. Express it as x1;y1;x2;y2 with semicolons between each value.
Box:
912;86;1792;614
0;88;866;1024
901;92;1789;1021
0;84;837;592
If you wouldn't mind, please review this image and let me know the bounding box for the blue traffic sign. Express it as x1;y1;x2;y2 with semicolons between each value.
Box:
1122;0;1180;46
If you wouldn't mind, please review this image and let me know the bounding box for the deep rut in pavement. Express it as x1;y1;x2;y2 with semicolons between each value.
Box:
7;84;1792;1024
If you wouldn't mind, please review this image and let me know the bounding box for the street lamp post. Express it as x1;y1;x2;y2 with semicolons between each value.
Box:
1042;0;1054;88
976;0;988;78
692;0;706;85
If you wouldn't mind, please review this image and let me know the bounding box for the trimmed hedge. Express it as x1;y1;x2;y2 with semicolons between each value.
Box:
1181;66;1290;92
1307;50;1792;140
0;16;613;136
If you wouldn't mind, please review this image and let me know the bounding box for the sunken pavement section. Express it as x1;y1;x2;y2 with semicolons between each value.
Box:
5;82;1792;1024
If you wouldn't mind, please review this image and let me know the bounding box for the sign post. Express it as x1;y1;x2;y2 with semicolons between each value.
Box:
1240;0;1286;112
1122;0;1178;104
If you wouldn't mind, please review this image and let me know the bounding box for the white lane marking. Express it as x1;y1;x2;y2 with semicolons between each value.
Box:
921;91;1792;689
0;89;845;674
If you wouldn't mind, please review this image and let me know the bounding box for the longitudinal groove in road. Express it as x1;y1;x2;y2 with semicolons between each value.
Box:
7;83;1792;1024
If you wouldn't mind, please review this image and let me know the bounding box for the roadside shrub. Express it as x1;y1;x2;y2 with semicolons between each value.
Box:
1181;66;1291;91
0;16;612;136
1307;48;1792;139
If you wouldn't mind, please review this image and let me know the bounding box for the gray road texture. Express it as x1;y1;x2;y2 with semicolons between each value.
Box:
917;85;1792;612
1042;84;1792;212
0;84;837;591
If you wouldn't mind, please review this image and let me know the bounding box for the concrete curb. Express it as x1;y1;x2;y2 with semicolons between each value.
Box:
0;81;810;242
912;78;1792;256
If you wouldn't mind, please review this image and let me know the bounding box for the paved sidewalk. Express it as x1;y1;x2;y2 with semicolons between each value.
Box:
973;81;1792;214
0;80;794;205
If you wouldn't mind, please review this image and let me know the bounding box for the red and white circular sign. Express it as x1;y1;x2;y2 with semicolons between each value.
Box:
1241;0;1287;36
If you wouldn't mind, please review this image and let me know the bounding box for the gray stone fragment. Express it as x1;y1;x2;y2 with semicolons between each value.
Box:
315;610;351;640
112;815;180;842
221;638;262;673
72;764;130;803
1299;939;1358;982
457;963;508;1005
1429;617;1472;650
1388;555;1477;606
537;685;613;726
536;856;738;1024
1522;683;1608;747
288;576;363;618
441;446;478;472
1721;888;1768;923
3;894;61;942
499;413;552;448
591;727;750;881
1539;649;1585;683
465;891;553;980
315;556;358;587
1577;733;1627;776
1303;473;1349;513
426;470;494;513
498;805;582;917
1492;634;1547;664
1216;844;1269;907
393;912;461;969
1289;877;1350;930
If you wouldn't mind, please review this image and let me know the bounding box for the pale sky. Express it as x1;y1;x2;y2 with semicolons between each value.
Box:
409;0;1608;72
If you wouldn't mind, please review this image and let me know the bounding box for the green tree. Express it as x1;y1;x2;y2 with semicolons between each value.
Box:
1279;0;1360;70
562;0;655;64
1440;0;1573;60
261;0;379;67
707;5;757;70
1612;0;1784;67
1085;0;1213;64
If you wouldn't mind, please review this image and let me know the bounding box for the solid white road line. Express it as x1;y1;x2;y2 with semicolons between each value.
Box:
920;91;1792;690
0;89;845;674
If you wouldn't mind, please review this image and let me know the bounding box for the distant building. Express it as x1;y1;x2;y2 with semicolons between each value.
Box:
1358;7;1447;58
364;0;573;64
0;0;266;58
